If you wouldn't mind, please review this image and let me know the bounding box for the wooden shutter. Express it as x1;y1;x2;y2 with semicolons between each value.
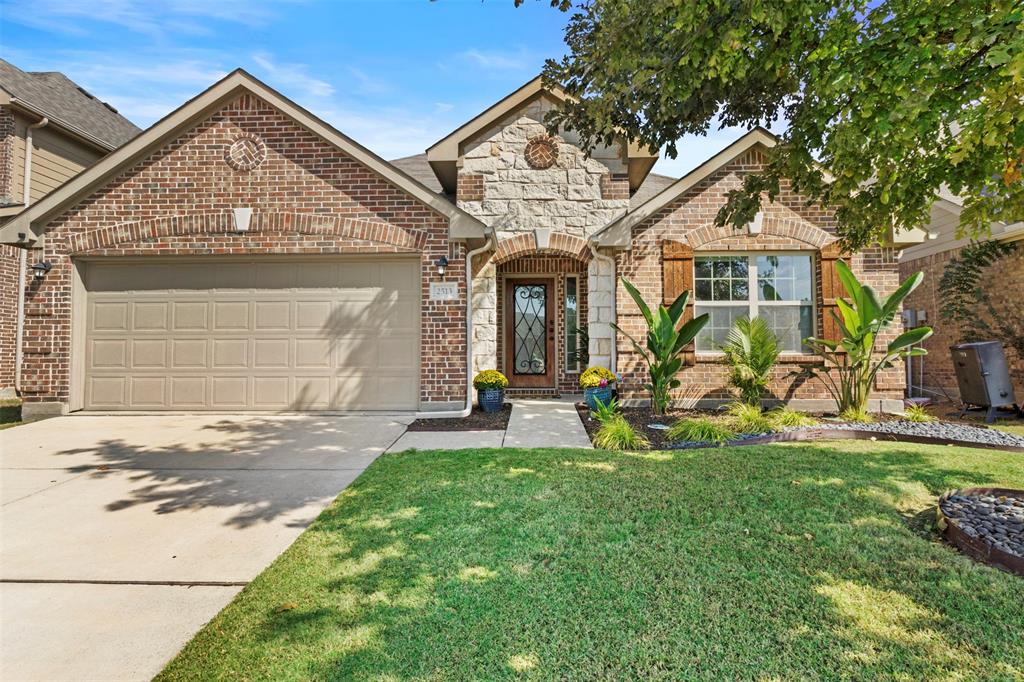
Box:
662;240;696;366
819;241;848;350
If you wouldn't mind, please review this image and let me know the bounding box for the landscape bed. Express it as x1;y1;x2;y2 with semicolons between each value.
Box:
157;441;1024;680
406;404;511;432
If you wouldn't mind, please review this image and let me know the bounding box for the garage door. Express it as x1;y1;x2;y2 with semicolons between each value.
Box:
82;258;420;411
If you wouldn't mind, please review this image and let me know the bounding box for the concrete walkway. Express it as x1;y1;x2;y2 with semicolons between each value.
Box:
0;413;410;682
387;398;592;451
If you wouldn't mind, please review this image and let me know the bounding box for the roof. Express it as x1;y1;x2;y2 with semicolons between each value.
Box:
425;75;659;195
389;152;676;209
593;128;781;248
0;69;486;247
0;59;140;150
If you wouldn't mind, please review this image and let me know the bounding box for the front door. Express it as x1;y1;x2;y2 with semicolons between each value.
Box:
504;278;556;388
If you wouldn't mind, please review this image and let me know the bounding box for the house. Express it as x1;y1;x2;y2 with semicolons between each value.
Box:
0;58;140;398
898;195;1024;401
0;69;917;420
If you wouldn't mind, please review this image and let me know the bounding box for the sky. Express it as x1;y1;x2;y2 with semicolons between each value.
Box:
0;0;760;179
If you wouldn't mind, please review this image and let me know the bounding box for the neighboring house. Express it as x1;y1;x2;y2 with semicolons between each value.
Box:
0;58;140;398
0;70;918;419
898;196;1024;401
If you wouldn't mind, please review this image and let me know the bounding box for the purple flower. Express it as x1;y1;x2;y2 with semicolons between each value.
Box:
599;378;608;388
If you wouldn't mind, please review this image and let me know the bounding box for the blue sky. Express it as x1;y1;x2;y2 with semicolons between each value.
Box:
0;0;757;178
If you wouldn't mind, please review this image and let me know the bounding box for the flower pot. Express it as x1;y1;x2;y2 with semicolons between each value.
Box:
478;388;505;413
584;385;614;410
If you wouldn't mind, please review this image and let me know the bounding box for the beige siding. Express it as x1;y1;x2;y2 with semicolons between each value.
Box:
9;114;102;204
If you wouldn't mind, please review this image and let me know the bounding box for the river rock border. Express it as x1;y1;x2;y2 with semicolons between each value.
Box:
937;488;1024;577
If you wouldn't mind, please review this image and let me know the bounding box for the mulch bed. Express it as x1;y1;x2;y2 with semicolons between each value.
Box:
577;404;692;450
407;404;512;431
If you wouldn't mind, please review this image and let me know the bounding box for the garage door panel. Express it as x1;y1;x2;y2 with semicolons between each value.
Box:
84;258;420;411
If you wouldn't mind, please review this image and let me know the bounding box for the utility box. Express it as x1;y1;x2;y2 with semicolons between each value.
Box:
950;341;1020;423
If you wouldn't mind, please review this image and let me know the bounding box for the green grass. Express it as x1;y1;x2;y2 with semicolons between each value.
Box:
158;442;1024;681
724;401;776;434
992;422;1024;437
666;416;735;444
0;398;21;430
769;405;820;428
592;414;649;450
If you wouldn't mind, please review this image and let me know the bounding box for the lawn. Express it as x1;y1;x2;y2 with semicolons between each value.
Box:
158;442;1024;681
0;398;21;430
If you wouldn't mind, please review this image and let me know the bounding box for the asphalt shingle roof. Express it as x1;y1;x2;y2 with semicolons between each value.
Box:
0;59;141;149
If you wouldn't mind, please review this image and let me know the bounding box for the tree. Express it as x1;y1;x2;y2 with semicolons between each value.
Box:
539;0;1024;250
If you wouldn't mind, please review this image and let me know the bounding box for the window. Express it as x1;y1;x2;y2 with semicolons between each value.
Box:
694;254;814;352
565;276;580;372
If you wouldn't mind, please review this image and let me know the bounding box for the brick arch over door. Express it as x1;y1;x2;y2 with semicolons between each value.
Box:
685;216;835;251
492;232;591;266
66;212;429;254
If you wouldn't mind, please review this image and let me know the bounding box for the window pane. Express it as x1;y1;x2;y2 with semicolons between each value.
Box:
757;255;813;303
696;279;712;300
695;306;747;351
759;305;813;352
565;277;578;371
696;256;746;302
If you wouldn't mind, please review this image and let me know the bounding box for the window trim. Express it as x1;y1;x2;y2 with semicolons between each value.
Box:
564;274;581;373
693;251;817;355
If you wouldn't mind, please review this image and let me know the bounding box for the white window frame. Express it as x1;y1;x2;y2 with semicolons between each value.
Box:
693;251;816;355
564;274;581;373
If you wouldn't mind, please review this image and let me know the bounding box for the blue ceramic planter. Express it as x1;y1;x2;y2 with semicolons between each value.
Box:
478;388;505;413
584;385;614;410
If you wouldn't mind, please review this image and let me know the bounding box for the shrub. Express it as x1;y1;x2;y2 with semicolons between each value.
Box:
666;417;734;444
720;317;781;405
473;370;509;391
724;401;776;434
839;407;874;423
579;366;616;388
768;406;818;428
593;414;650;450
903;404;936;422
612;277;709;415
802;260;932;414
590;397;620;424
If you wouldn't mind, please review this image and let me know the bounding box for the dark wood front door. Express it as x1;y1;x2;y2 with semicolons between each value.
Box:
504;278;556;388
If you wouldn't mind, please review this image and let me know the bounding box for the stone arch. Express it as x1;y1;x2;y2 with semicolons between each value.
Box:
67;212;429;254
685;216;835;251
492;232;591;265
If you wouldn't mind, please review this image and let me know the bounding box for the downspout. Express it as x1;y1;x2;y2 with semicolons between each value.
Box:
14;116;48;394
589;241;617;374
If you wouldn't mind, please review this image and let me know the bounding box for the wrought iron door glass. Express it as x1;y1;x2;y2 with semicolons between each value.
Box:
513;284;547;374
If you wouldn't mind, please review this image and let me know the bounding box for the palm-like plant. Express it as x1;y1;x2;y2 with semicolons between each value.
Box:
720;316;781;406
611;277;709;415
803;261;932;414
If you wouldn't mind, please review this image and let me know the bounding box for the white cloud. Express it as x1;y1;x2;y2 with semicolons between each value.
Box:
347;67;391;96
250;52;334;99
456;48;533;72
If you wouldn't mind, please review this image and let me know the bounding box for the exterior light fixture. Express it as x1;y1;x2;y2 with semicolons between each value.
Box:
31;261;52;280
435;256;449;277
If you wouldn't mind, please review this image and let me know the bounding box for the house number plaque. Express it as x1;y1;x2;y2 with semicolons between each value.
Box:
430;282;459;301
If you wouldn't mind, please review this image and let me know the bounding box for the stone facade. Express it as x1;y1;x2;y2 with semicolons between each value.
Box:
614;147;905;410
18;93;466;415
0;107;14;204
457;94;630;387
0;244;20;396
900;243;1024;401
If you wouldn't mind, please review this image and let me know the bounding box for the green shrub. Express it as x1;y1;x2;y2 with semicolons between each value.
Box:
666;417;735;444
593;414;650;450
839;407;874;423
579;366;616;388
473;370;508;390
768;406;818;428
591;397;620;424
720;316;781;406
903;404;936;422
724;401;776;434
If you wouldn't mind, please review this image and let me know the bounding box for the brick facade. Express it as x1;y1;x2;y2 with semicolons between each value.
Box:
20;93;467;412
900;244;1024;401
614;147;905;409
0;244;20;395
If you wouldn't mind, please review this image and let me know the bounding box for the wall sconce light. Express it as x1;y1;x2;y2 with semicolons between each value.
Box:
31;261;52;280
434;256;449;278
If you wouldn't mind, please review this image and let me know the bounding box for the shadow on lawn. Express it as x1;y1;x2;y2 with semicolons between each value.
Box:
199;443;1024;681
50;416;404;528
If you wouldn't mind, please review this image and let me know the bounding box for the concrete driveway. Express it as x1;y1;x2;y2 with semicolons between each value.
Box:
0;413;410;681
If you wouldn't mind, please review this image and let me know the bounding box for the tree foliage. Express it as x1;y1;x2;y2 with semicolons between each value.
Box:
939;239;1022;357
540;0;1024;249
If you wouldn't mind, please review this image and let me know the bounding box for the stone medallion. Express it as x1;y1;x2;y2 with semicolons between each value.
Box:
225;132;267;171
524;135;559;169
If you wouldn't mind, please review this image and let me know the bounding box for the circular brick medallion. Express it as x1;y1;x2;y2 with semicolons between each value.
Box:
226;133;266;172
524;135;559;169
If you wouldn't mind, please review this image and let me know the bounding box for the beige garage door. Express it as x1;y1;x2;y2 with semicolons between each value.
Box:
83;258;420;411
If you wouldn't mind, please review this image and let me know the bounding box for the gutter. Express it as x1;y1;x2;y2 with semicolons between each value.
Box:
589;241;618;374
415;228;496;419
15;116;48;394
